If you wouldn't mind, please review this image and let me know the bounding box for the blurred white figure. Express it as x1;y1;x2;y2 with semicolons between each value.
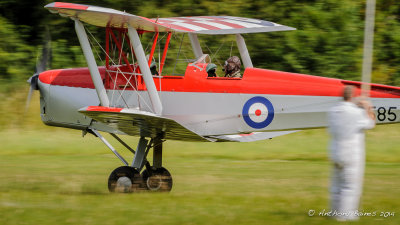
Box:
327;86;375;221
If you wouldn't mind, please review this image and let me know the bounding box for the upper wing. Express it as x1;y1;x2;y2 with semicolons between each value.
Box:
79;106;210;142
45;2;295;34
45;2;171;32
156;16;295;35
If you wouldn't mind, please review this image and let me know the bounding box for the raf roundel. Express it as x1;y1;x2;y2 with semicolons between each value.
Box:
242;96;275;129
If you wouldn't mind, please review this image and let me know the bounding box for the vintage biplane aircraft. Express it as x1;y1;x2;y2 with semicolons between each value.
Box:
27;2;400;193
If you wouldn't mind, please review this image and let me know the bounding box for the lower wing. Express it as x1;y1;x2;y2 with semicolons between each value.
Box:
79;106;297;142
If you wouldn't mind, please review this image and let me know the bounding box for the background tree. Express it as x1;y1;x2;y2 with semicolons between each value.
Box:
0;0;399;89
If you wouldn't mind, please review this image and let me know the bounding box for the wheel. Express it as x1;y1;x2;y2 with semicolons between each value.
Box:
142;167;173;192
108;166;143;193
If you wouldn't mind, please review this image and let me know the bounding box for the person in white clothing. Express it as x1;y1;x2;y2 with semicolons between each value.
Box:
327;85;375;221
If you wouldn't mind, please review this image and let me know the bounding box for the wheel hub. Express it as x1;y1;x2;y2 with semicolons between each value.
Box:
147;175;162;191
115;176;132;193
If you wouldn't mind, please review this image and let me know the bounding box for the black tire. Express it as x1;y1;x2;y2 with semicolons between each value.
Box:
142;167;173;192
108;166;143;193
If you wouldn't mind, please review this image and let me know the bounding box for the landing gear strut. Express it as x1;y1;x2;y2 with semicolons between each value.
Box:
91;129;172;193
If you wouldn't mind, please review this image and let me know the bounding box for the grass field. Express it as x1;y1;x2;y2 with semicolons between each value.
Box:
0;97;399;224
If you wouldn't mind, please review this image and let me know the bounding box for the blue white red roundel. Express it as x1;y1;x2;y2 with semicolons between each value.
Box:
242;96;275;129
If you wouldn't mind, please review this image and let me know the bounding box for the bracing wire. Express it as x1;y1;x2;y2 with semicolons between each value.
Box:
230;40;233;57
86;28;128;108
85;28;154;112
204;43;223;69
172;33;185;76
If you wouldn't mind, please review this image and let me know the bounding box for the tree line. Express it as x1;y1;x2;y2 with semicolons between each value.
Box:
1;0;399;90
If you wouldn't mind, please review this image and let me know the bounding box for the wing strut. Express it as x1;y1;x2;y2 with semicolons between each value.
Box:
188;33;203;59
74;19;110;107
127;25;163;115
160;32;172;75
236;34;253;68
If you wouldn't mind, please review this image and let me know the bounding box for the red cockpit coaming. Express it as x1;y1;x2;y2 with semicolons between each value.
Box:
39;65;400;98
39;67;107;89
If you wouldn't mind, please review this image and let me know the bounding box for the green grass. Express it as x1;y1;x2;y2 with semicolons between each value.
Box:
0;97;399;224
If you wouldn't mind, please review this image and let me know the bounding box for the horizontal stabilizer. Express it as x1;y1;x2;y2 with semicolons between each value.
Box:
45;2;295;34
209;131;299;142
79;106;209;142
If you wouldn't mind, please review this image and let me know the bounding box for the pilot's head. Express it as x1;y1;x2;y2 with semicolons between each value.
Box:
224;56;241;75
206;63;217;77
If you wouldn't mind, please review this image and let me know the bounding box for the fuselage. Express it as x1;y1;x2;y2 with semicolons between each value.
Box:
37;63;400;137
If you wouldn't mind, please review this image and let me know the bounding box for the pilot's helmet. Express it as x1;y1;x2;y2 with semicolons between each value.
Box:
150;61;158;75
206;63;217;73
224;56;241;74
150;61;157;69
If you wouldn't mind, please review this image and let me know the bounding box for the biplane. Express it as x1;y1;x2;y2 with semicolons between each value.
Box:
27;2;400;193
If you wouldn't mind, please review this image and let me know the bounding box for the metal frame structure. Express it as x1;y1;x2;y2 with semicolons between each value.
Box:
75;19;110;107
188;33;204;59
73;19;173;192
91;128;164;172
236;34;253;68
127;26;163;115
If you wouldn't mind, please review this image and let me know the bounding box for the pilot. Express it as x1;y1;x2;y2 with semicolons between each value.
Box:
224;56;242;78
150;61;159;76
206;63;217;77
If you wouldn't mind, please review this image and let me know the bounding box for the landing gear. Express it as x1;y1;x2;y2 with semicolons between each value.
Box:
91;129;172;193
108;166;143;193
142;167;173;192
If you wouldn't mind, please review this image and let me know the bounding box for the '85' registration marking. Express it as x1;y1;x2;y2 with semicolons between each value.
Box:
373;106;397;122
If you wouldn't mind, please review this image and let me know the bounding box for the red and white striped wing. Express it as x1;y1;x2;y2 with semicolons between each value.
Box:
45;2;172;32
157;16;295;34
45;2;295;34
